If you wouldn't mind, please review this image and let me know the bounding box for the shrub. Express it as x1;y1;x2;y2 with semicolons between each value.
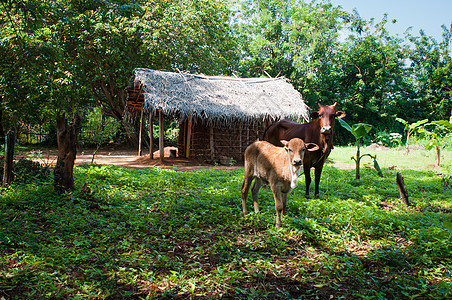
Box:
375;131;402;147
0;157;51;184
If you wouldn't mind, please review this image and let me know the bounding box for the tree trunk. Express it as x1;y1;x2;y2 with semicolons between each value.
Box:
396;172;410;206
0;97;4;144
54;113;81;193
435;146;440;167
2;127;16;188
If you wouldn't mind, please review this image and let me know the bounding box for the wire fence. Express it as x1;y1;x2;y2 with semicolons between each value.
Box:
16;122;105;146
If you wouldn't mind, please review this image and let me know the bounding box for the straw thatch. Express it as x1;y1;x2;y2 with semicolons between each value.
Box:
129;68;308;125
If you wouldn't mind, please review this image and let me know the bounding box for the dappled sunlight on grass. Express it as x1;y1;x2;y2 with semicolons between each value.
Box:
0;160;451;298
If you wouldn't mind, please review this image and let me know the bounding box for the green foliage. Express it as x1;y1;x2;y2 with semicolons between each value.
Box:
432;120;452;132
80;107;121;162
334;15;412;136
375;131;402;147
1;153;451;298
0;157;51;184
408;27;452;120
151;119;179;146
0;0;239;141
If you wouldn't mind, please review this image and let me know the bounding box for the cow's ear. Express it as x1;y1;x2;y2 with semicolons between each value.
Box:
305;143;320;152
281;140;289;147
310;111;320;119
335;111;346;119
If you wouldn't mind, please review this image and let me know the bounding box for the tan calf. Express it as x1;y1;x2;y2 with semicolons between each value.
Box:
241;138;319;227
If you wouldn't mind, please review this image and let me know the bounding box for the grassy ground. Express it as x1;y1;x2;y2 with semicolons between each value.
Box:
329;144;452;171
0;146;451;299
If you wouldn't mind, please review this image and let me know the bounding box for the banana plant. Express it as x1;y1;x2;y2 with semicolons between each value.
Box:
338;118;383;179
396;118;429;154
418;115;452;167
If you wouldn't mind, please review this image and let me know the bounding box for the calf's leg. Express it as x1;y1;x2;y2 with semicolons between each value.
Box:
281;192;288;215
241;175;253;216
271;184;284;227
251;178;263;213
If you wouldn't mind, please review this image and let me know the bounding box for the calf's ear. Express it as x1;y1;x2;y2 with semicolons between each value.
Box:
305;143;320;152
335;111;346;119
281;140;289;147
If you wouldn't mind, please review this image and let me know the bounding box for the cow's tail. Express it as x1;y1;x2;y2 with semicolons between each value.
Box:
262;121;278;141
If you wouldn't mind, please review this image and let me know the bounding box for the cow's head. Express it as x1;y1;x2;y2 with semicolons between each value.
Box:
281;138;319;166
310;102;346;135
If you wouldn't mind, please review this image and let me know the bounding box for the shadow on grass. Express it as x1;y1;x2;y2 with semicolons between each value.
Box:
0;165;450;298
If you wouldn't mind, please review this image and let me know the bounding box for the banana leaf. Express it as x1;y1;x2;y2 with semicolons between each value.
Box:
373;158;384;177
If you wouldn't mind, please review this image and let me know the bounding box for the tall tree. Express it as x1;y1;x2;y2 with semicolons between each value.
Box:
1;0;239;144
408;24;452;121
334;15;412;132
56;0;239;143
235;0;347;107
0;0;91;135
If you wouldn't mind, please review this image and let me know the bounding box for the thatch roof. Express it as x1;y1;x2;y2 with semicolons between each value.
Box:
129;68;308;126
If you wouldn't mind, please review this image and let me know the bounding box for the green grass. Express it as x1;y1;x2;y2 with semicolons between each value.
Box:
329;145;452;171
1;148;451;299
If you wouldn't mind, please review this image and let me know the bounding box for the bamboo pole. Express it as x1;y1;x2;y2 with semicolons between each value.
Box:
210;125;214;161
186;118;192;158
149;113;154;159
159;110;164;162
138;108;144;156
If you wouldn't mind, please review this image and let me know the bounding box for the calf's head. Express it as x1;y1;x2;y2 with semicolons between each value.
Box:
310;102;346;135
281;138;319;166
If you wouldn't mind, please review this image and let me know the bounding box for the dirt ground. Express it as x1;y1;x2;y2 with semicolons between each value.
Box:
23;143;412;172
18;146;242;172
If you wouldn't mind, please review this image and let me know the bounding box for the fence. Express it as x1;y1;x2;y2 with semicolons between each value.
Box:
16;122;109;146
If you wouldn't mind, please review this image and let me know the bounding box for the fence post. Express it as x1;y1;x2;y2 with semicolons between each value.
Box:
2;127;16;188
396;172;410;207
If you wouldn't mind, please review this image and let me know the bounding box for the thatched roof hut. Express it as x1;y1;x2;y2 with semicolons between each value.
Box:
127;68;308;162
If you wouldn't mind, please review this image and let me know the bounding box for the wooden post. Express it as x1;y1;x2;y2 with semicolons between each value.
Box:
186;118;192;158
210;125;214;161
138;108;144;156
159;110;164;162
239;125;242;157
149;113;154;159
396;172;410;206
2;127;16;188
54;113;81;193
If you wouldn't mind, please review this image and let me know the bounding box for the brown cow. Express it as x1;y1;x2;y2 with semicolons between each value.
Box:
263;103;345;198
241;138;319;227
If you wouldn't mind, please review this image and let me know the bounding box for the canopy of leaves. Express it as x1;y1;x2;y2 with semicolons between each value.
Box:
1;0;239;131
